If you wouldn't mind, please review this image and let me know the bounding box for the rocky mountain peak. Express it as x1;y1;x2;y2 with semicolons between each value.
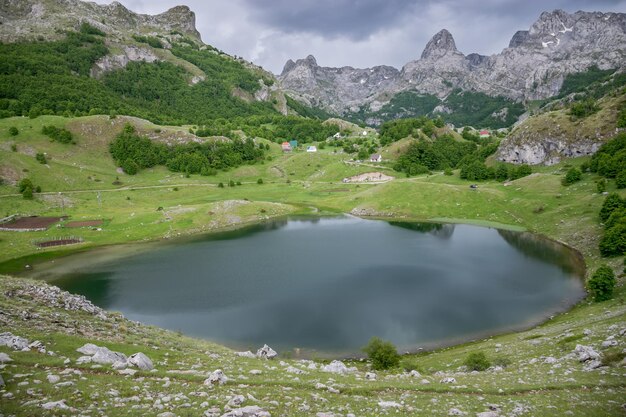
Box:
281;59;297;76
303;55;318;66
420;29;460;59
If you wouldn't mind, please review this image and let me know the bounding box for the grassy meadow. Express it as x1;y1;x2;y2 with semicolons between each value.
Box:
0;115;624;416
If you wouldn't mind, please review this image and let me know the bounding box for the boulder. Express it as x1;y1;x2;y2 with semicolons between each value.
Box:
227;394;245;407
220;405;271;417
76;343;99;355
574;345;600;362
256;344;277;360
0;332;29;350
204;369;228;385
365;372;377;380
441;377;456;384
91;347;127;365
128;352;154;370
42;400;69;410
0;352;12;363
322;360;353;374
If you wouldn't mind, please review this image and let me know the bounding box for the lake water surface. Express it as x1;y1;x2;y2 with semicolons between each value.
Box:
33;217;585;356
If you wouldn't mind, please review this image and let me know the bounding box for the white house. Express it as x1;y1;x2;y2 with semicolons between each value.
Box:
370;154;382;163
306;145;317;153
362;130;368;136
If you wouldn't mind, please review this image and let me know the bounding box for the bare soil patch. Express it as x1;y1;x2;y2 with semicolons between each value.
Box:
35;238;82;248
0;216;65;231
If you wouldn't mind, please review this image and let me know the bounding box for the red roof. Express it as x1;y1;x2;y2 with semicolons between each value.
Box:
479;130;490;135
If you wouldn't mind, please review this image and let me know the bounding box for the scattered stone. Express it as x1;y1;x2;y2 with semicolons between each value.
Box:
441;377;457;384
0;352;12;363
227;395;245;407
157;412;176;417
365;372;377;380
249;369;262;375
0;374;4;387
256;344;277;360
449;408;467;416
204;369;228;385
47;374;60;384
42;400;69;410
574;345;600;362
379;400;402;409
8;283;107;319
322;360;355;374
286;366;305;375
236;351;257;359
583;360;603;371
544;357;558;364
128;352;154;370
220;405;271;417
409;370;421;377
0;332;29;350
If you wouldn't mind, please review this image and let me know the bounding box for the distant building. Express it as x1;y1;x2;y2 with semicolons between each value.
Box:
479;130;490;138
370;154;382;163
362;131;368;136
289;140;298;149
333;132;342;139
306;145;317;153
281;141;292;152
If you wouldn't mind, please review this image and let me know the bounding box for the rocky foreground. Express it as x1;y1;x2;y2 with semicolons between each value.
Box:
0;276;624;416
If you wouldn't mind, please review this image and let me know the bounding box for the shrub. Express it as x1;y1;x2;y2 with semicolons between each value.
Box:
362;337;400;370
599;223;626;256
8;126;18;136
596;179;607;193
218;182;224;188
562;167;582;186
587;265;616;301
35;152;47;164
616;170;626;189
42;125;74;144
257;178;264;184
444;167;453;176
464;352;491;371
22;186;33;199
569;98;600;119
120;158;139;175
599;193;624;222
18;178;33;193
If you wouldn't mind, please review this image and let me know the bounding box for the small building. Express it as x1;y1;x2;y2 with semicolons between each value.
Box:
306;145;317;153
333;132;342;139
289;140;298;149
281;141;292;152
370;153;382;163
362;130;368;136
479;130;490;138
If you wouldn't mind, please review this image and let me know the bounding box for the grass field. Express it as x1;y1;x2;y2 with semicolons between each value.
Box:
0;115;624;416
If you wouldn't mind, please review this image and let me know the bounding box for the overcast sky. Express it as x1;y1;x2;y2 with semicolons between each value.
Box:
97;0;626;74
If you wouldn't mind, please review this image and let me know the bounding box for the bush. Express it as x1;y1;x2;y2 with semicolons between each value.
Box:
587;265;616;301
121;158;139;175
18;178;33;193
596;179;607;193
599;193;624;222
22;186;33;199
257;178;264;184
35;152;47;164
42;125;74;144
616;170;626;189
362;337;400;370
562;167;582;186
8;126;18;136
599;223;626;256
218;182;224;188
463;352;491;371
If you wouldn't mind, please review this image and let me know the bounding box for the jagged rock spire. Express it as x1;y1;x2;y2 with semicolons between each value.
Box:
421;29;459;59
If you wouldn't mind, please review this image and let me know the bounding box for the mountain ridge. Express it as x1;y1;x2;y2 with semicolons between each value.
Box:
280;9;626;122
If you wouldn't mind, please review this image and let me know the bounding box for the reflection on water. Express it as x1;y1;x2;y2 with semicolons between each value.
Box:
37;217;585;355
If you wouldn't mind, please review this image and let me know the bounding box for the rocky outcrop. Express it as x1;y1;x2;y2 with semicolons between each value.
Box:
0;0;202;43
90;46;159;78
280;10;626;115
279;55;400;114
